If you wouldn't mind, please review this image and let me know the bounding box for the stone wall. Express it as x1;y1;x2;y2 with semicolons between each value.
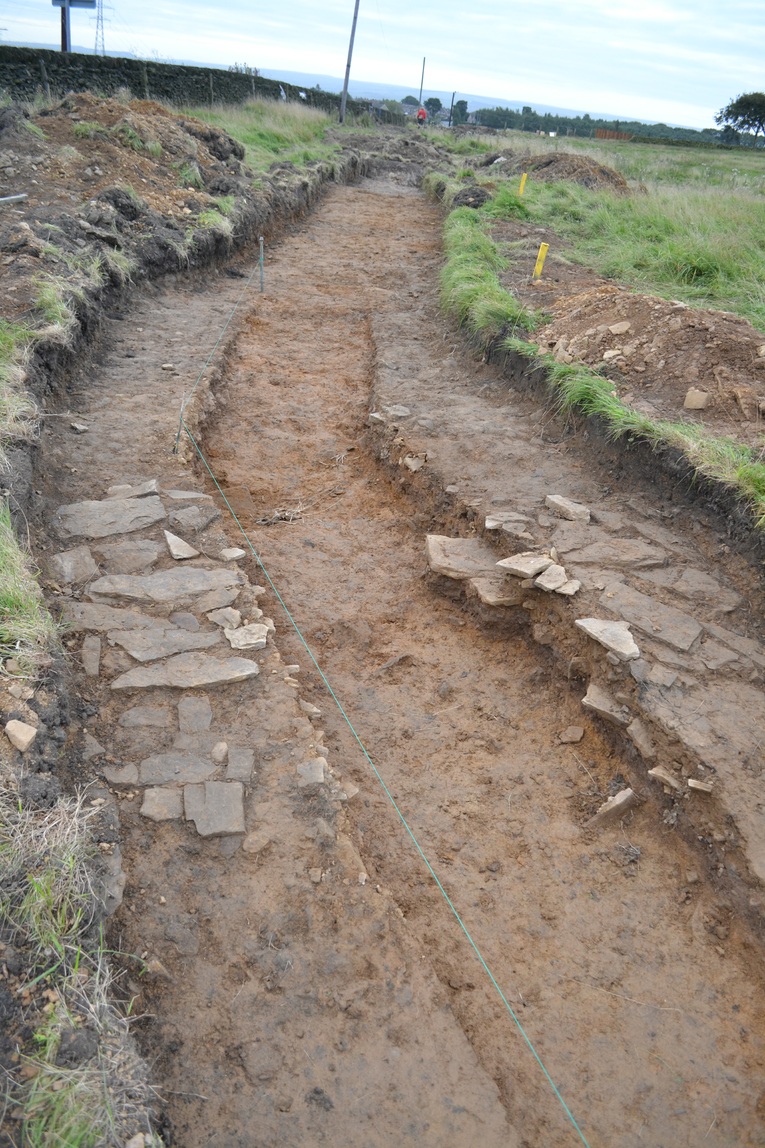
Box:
0;46;370;117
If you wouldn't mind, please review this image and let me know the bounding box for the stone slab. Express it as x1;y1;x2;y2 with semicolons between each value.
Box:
118;706;172;728
178;695;213;733
534;564;568;592
163;489;213;501
425;535;498;580
184;781;245;836
496;552;553;579
470;575;526;607
107;627;221;663
110;652;260;691
555;532;667;570
297;757;327;786
139;752;218;786
61;601;167;632
207;607;242;628
220;548;246;561
588;788;638;828
582;683;630;727
55;496;165;539
105;479;160;500
196;587;242;612
544;494;591;523
168;505;222;533
575;618;640;661
140;787;183;821
599;582;702;653
225;623;269;650
48;545;99;585
164;531;200;560
226;746;255;782
91;539;163;575
89;567;244;606
102;762;139;786
81;634;101;676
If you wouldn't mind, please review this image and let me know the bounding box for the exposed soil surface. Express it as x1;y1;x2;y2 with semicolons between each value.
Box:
4;109;765;1147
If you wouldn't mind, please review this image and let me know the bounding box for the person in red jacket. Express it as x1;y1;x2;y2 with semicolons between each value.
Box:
416;107;427;127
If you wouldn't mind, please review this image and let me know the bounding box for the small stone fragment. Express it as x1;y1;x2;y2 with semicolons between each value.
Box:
48;545;99;585
684;388;709;410
555;579;581;597
609;321;631;335
299;699;322;720
141;788;183;822
648;765;682;791
162;489;213;501
70;422;89;434
226;746;255;782
102;763;139;786
627;718;656;760
82;732;105;760
426;535;498;579
558;726;584;744
582;682;630;726
496;552;553;579
242;831;272;855
688;778;714;793
544;495;591;523
588;788;638;827
163;530;200;560
5;719;37;752
211;741;228;764
207;607;242;628
105;479;159;500
220;547;246;561
470;575;525;607
309;868;322;884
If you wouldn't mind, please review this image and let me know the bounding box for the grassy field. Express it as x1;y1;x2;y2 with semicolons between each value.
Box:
181;97;335;171
429;132;765;525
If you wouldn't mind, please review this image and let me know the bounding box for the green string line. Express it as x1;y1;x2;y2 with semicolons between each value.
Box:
181;417;592;1148
173;261;262;453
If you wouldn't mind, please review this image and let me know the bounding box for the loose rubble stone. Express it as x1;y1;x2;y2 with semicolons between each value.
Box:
163;530;200;560
627;718;656;760
220;547;246;561
534;564;568;592
224;623;269;650
297;757;327;786
5;719;36;751
684;388;709;410
599;582;702;653
544;495;591;523
227;746;255;782
485;510;531;531
496;552;553;578
192;587;242;612
575;618;640;661
111;652;259;690
48;545;99;585
582;683;630;726
648;765;682;791
87;540;162;575
425;535;499;579
403;454;425;472
82;732;105;760
242;831;272;854
105;479;159;499
178;696;213;732
184;781;245;836
89;567;244;606
688;778;714;793
588;788;638;827
609;321;631;335
139;753;217;785
299;699;322;720
108;626;221;663
211;741;228;764
81;634;101;676
207;607;242;628
141;787;183;821
470;575;526;607
555;579;581;597
55;496;165;538
163;489;213;501
559;726;584;744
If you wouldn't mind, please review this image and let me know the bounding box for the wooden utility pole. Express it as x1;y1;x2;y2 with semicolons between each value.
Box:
339;0;361;125
61;1;71;51
418;57;425;107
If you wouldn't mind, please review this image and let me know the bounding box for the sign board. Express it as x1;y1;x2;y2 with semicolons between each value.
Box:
51;1;97;7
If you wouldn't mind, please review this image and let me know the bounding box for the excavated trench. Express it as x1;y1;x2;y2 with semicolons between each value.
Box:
30;172;765;1146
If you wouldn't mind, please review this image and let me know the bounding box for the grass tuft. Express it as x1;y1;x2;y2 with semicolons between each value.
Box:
181;98;333;171
0;500;58;674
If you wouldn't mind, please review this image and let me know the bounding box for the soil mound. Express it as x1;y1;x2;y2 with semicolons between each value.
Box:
479;148;630;193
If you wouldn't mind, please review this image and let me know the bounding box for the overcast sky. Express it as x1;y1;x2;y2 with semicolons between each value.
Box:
4;0;764;129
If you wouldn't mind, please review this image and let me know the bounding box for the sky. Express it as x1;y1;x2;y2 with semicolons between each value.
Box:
3;0;765;129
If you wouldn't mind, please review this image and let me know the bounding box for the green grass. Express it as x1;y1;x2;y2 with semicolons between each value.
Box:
441;208;542;337
72;121;106;141
0;501;58;674
181;98;334;171
177;160;203;189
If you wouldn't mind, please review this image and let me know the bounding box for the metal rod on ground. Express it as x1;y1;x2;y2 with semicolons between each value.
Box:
339;0;361;125
418;56;425;108
259;236;265;293
0;194;28;205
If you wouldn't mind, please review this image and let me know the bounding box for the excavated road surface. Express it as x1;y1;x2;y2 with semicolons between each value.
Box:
35;174;765;1147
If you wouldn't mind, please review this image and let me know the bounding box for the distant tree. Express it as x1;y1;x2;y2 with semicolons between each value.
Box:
402;95;419;106
424;97;442;117
716;92;765;144
718;123;741;146
228;62;259;76
452;99;468;125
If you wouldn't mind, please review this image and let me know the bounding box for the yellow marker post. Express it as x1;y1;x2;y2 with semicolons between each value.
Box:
532;242;549;280
518;172;528;196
